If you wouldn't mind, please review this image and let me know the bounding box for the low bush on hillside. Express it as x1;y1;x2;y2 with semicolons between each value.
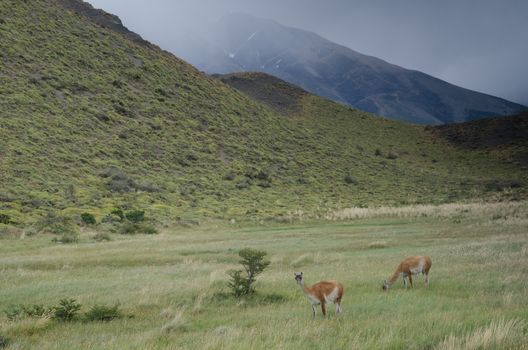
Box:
223;171;236;181
387;151;398;160
92;232;111;242
36;212;77;235
52;231;79;244
0;334;9;349
344;174;358;185
80;212;96;225
100;207;158;235
100;166;137;193
0;225;23;239
0;214;11;224
118;222;158;235
125;210;144;223
110;208;125;221
244;168;273;188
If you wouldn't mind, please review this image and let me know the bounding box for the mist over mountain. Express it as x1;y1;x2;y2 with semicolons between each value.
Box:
180;13;526;125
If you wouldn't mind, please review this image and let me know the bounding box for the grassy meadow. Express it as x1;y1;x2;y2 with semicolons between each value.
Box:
1;201;527;349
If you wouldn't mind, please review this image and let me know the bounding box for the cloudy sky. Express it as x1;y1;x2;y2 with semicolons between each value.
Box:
86;0;528;105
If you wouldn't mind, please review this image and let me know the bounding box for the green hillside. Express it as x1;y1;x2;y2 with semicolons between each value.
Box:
0;1;526;226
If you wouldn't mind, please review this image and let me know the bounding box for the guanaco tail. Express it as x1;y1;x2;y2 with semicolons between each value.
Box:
294;272;344;317
382;256;432;290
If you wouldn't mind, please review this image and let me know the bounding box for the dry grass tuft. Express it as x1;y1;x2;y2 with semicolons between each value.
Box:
368;240;388;249
326;201;528;222
290;253;314;267
161;311;187;333
435;319;526;350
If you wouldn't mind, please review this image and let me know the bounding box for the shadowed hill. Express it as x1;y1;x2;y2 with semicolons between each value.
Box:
0;0;526;225
429;112;528;167
217;72;528;160
214;72;308;116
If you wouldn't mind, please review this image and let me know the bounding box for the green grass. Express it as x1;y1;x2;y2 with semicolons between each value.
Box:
1;202;527;349
0;0;527;227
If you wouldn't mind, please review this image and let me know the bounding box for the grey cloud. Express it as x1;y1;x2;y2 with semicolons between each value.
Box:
86;0;528;105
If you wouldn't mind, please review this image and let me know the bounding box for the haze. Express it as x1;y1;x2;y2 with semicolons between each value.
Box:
86;0;528;106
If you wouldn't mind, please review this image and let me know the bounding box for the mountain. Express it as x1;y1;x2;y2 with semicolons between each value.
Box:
182;13;526;125
0;1;526;226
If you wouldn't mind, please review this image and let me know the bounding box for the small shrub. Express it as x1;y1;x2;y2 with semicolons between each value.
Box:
22;304;53;318
5;306;23;321
375;148;382;156
255;170;270;181
92;232;111;242
235;178;252;189
0;334;9;349
344;174;358;185
136;181;160;193
125;210;144;223
257;179;272;188
0;225;23;238
223;171;236;181
36;213;77;235
227;270;248;298
139;224;158;234
118;222;158;235
227;248;270;298
5;303;52;320
84;304;122;322
52;231;79;244
80;213;96;225
118;222;138;235
24;227;38;237
53;298;81;322
0;214;11;224
110;208;125;221
386;151;398;160
112;79;124;88
101;167;136;193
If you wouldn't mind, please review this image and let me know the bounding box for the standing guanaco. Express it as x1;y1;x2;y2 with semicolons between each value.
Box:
382;256;432;291
294;272;344;317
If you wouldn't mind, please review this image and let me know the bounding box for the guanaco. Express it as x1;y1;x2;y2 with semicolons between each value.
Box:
294;272;344;317
382;256;432;291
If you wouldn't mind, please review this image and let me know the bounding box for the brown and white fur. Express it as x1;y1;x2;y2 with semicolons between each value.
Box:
382;256;432;291
294;272;344;317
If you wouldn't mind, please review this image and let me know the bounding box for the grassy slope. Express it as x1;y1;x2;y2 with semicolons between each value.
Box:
0;203;527;349
0;1;527;226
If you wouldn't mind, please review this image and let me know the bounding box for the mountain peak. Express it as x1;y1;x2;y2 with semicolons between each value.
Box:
189;13;527;124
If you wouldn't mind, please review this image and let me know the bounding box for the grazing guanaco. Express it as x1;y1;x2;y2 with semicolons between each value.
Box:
294;272;344;318
382;256;432;291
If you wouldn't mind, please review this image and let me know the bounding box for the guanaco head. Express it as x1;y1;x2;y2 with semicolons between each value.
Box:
294;272;304;285
382;279;390;291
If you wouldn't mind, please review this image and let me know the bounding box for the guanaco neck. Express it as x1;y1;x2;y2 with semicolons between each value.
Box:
297;280;313;295
387;268;401;285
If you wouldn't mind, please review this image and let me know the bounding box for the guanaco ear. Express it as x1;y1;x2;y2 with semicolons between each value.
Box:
300;272;303;276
